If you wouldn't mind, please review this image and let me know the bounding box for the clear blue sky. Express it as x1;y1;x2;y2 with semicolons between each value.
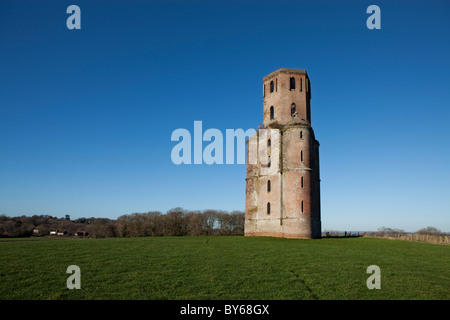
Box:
1;0;449;232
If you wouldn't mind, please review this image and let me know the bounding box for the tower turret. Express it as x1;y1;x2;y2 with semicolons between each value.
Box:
262;68;312;128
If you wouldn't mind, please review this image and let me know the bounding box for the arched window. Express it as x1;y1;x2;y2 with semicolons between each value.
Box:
300;131;303;139
270;106;274;120
291;103;296;117
270;81;274;93
267;139;271;147
290;77;295;90
267;180;271;192
267;202;271;215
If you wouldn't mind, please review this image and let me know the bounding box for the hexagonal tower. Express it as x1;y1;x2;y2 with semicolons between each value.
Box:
245;68;321;239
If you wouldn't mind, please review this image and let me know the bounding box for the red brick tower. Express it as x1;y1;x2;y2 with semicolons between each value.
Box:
245;68;321;239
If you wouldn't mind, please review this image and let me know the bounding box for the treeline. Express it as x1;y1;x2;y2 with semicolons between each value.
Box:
117;208;244;237
367;226;448;237
363;226;449;245
0;208;244;238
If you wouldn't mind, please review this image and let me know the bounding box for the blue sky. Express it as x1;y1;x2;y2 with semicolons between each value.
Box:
1;0;449;232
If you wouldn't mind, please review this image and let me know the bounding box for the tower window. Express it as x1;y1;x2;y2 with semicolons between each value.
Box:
270;106;274;120
291;103;296;117
267;139;271;147
267;180;271;192
301;176;304;188
301;201;304;213
270;81;274;93
267;202;271;215
300;131;303;139
300;78;303;92
268;156;271;167
290;77;295;90
301;150;303;162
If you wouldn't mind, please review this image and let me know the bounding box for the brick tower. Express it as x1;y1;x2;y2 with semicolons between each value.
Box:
245;68;321;239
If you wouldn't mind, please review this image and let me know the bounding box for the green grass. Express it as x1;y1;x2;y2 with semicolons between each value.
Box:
0;236;449;300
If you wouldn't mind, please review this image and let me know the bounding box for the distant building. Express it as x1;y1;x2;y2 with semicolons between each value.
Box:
76;230;88;237
50;229;67;236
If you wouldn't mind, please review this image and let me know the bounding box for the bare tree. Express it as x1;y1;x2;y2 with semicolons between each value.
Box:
202;210;219;236
186;211;205;236
416;226;442;236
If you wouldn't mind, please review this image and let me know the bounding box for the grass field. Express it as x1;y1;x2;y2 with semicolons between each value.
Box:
0;236;449;300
